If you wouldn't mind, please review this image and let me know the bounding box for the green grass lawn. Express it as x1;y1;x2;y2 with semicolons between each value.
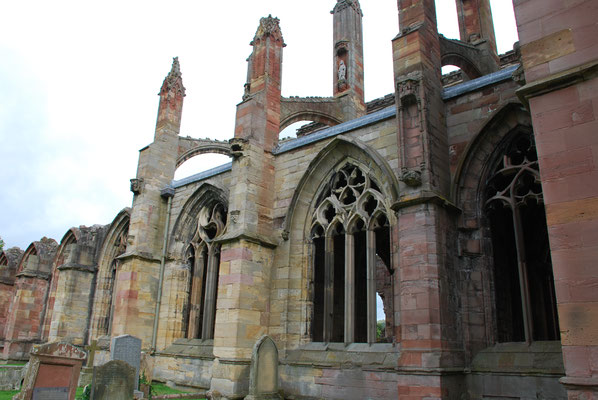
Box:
0;390;19;400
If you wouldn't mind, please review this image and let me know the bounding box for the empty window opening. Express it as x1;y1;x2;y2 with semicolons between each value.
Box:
485;131;559;343
183;202;227;340
310;164;393;344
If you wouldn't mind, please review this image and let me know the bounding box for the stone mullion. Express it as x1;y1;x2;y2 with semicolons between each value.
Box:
201;244;219;340
187;247;206;339
366;229;377;344
511;205;533;344
323;235;334;343
344;232;355;344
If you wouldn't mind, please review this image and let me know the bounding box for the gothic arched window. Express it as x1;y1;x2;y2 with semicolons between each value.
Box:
184;202;227;340
310;164;392;344
485;131;560;343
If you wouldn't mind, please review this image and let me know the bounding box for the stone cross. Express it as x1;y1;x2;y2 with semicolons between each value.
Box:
85;340;99;368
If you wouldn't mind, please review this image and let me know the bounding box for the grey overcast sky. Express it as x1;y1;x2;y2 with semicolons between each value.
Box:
0;0;518;250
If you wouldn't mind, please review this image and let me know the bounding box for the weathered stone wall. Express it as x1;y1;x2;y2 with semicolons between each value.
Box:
49;268;95;345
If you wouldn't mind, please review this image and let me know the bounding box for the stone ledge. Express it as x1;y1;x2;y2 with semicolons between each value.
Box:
517;60;598;108
284;343;399;370
470;341;564;376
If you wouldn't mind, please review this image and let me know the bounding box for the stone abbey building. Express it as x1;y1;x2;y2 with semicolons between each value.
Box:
1;0;597;398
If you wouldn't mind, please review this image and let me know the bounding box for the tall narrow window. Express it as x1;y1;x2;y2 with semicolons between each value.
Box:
185;202;226;340
105;228;128;334
485;131;560;343
310;164;393;344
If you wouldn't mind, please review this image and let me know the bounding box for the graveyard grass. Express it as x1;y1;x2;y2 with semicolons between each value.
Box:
0;390;19;400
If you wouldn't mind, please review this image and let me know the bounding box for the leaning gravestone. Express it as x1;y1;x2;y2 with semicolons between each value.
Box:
245;336;281;400
110;334;141;390
90;360;135;400
14;342;86;400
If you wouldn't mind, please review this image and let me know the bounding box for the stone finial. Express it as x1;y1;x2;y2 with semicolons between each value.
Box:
160;56;186;96
331;0;362;15
251;15;285;46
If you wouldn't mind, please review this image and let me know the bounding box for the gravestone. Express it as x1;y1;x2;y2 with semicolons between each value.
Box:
15;342;86;400
90;360;135;400
110;334;141;389
246;336;281;400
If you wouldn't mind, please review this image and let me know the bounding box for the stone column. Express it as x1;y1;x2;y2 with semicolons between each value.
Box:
209;16;283;399
514;0;598;396
111;58;185;347
332;0;366;121
392;0;463;398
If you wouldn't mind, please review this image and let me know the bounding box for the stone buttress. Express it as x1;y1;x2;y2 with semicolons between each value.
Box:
111;58;185;346
392;0;463;398
208;16;283;399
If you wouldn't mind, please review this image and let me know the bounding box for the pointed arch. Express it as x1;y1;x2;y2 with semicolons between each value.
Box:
283;136;399;238
168;183;229;259
164;183;229;342
283;137;399;345
452;102;533;227
42;228;80;340
89;208;130;339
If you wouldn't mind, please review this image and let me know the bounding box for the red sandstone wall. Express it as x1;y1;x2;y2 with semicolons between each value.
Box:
514;0;598;396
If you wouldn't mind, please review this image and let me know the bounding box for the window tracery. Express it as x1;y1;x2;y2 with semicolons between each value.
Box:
310;164;393;344
184;202;227;340
485;131;559;343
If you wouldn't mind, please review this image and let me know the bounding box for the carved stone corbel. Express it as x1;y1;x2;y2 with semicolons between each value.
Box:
229;138;248;158
130;178;144;194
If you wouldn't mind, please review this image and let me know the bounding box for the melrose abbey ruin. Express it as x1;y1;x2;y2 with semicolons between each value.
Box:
1;0;598;398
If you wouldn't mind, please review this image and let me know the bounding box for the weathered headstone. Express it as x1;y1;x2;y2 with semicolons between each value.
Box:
15;342;86;400
90;360;135;400
246;336;281;400
110;334;141;389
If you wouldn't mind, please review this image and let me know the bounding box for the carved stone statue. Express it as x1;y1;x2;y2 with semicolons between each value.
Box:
338;60;346;81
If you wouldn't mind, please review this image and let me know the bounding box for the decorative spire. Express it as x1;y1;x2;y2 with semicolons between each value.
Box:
251;15;285;46
331;0;363;15
160;57;186;97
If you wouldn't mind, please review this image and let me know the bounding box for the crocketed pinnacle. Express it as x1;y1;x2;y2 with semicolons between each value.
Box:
161;56;186;96
251;14;285;46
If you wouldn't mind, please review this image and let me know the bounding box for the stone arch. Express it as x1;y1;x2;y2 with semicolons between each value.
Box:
89;208;130;339
168;183;229;260
279;111;342;132
16;238;58;276
159;183;229;345
441;53;482;79
176;139;232;169
453;102;532;227
42;228;80;340
282;136;399;344
452;102;535;353
283;136;399;237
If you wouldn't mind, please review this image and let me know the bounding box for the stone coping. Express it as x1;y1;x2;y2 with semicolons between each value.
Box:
470;341;564;376
284;342;398;370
